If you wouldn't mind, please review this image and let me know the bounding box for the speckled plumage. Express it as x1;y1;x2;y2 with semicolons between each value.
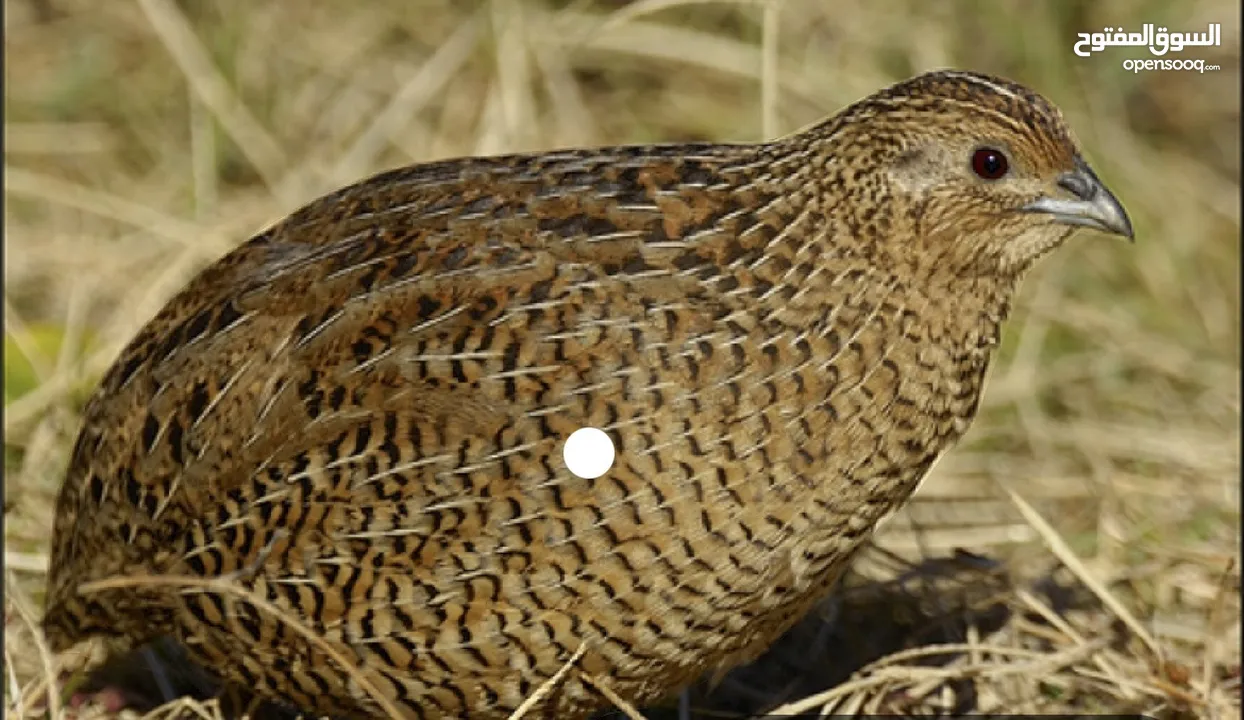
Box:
44;70;1130;719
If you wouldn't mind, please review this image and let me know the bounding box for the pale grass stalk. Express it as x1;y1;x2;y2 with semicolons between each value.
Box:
6;364;87;437
553;11;820;104
1201;557;1237;706
579;672;647;720
506;642;586;720
1002;484;1162;657
966;621;982;677
601;0;770;30
6;572;62;720
474;82;508;157
5;634;25;719
1014;587;1134;696
4;122;115;155
5;242;224;437
1072;665;1208;709
4;167;205;248
55;284;88;383
871;521;1035;553
189;92;219;220
135;0;288;193
492;1;536;151
76;573;405;719
1000;252;1064;460
760;0;781;140
15;642;101;720
140;696;224;720
4;299;52;384
326;14;481;188
828;687;866;716
771;637;1104;715
16;413;68;516
531;23;597;146
5;551;50;574
858;678;893;714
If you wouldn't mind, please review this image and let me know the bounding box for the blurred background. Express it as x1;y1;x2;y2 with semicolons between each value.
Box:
5;0;1239;717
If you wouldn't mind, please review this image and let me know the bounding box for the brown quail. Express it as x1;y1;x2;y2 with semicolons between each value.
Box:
43;70;1132;719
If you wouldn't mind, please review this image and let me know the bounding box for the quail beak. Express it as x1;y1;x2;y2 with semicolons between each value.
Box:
1023;159;1134;240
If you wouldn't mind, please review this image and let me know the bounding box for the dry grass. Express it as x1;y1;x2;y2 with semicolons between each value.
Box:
4;0;1239;718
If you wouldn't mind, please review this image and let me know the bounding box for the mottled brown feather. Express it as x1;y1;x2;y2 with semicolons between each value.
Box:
45;70;1120;719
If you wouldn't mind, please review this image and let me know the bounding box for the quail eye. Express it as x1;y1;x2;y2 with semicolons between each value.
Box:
971;147;1009;180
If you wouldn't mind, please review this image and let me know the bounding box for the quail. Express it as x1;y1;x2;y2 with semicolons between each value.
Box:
43;70;1133;719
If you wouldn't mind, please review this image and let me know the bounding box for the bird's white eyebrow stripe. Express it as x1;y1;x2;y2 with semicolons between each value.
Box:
939;71;1023;103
